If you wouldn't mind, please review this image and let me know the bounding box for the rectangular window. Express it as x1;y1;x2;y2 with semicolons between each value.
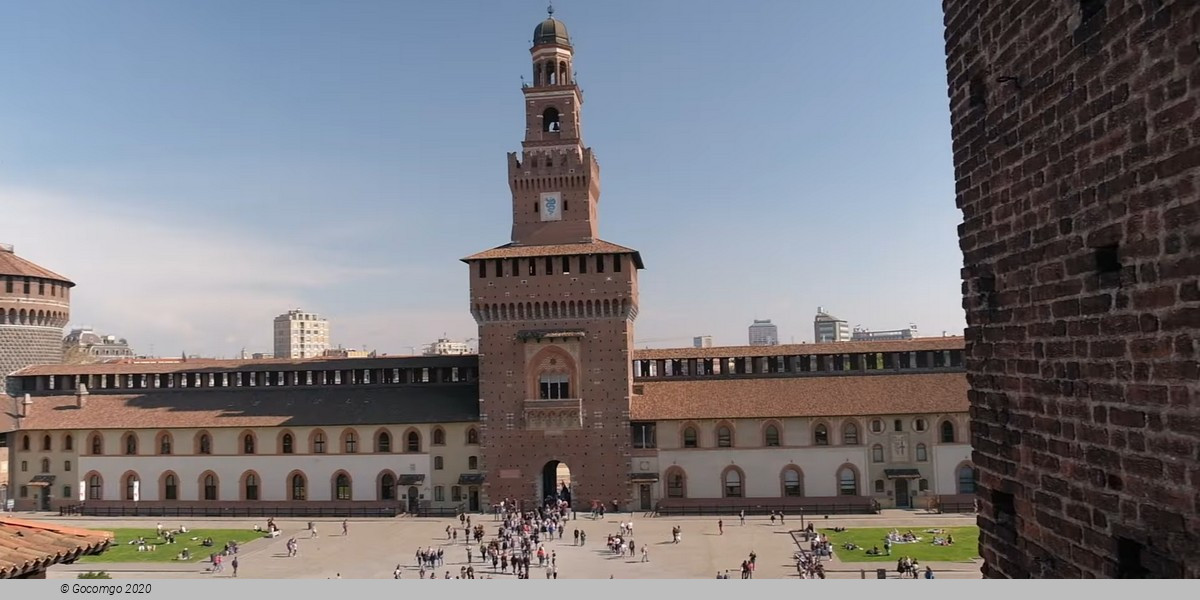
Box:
528;259;536;276
562;256;571;274
434;486;445;501
19;486;27;498
4;276;11;293
451;486;462;502
538;373;570;399
631;422;657;449
613;255;621;272
23;277;30;294
509;258;519;276
595;255;605;273
38;280;44;295
478;261;486;278
545;257;554;274
578;255;587;274
63;485;71;499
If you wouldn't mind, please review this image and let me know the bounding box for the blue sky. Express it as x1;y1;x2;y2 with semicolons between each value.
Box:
0;0;964;357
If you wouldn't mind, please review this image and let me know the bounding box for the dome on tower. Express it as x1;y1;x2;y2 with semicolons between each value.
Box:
533;16;570;47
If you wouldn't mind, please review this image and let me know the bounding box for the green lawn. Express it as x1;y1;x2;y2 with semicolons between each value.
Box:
821;526;980;563
80;528;265;563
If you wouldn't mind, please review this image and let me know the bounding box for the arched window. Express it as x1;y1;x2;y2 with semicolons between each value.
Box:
466;428;479;445
123;473;138;500
334;472;352;501
198;433;212;455
312;431;327;454
244;473;259;500
957;465;976;494
874;479;885;493
838;466;858;496
722;468;743;498
682;426;698;448
871;444;885;463
432;428;445;446
941;421;956;443
291;473;307;501
42;434;51;451
764;424;781;447
782;467;803;497
543;107;561;132
380;472;396;500
843;422;859;445
377;431;391;453
63;434;73;451
87;474;102;500
666;468;686;498
343;431;358;454
90;433;103;455
157;432;172;455
814;424;829;446
915;443;928;462
163;473;178;500
21;435;29;451
202;473;218;500
468;456;479;470
281;433;294;454
716;425;733;448
242;433;256;455
122;432;138;455
41;458;50;472
406;431;421;453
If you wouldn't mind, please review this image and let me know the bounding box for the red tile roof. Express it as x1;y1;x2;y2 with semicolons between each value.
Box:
631;337;965;360
12;354;472;376
0;247;73;284
630;372;968;420
0;518;112;579
462;239;644;268
14;384;479;430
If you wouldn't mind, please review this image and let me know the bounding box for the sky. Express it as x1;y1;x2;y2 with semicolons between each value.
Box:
0;0;965;357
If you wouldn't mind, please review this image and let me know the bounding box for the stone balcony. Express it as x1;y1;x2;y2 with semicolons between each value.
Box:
523;397;583;431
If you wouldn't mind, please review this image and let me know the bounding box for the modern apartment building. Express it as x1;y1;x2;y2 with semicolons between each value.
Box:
814;308;850;343
747;320;778;346
272;310;329;359
692;336;712;348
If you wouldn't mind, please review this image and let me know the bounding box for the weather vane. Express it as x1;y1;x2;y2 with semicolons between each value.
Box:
548;3;554;17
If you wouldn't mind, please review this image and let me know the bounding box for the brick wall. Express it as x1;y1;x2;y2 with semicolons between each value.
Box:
943;0;1199;578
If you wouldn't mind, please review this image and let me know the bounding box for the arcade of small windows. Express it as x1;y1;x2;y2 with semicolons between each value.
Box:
631;349;964;379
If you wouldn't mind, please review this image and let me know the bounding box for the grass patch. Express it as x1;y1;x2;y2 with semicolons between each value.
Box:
80;528;264;564
821;526;980;563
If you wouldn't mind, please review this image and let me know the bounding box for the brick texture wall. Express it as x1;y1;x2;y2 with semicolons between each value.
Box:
943;0;1199;578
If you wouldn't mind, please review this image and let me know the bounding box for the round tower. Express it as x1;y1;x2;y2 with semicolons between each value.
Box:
0;243;73;384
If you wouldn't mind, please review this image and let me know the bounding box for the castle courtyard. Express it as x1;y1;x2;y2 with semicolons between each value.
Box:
41;511;982;580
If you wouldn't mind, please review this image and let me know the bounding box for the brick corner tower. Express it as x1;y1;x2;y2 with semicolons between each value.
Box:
0;243;73;392
463;6;644;511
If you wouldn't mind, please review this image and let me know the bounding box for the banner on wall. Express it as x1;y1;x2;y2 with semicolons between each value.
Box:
78;480;85;502
540;192;563;222
133;480;140;502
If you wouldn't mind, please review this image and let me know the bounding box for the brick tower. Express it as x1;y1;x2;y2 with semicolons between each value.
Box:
0;244;73;391
464;7;644;511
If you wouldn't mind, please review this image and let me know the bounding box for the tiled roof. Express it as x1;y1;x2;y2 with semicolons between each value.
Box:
0;518;113;579
631;337;965;360
11;354;475;377
461;240;645;268
0;248;74;284
13;384;480;431
630;372;968;420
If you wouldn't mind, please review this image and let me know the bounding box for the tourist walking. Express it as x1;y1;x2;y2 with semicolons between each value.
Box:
718;519;724;535
231;557;239;578
739;510;745;526
342;520;348;536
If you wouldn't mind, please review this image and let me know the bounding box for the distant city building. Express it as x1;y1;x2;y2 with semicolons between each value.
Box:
324;347;371;359
63;328;135;361
748;319;779;346
692;335;712;348
851;325;918;342
814;308;850;343
251;352;274;360
424;338;470;356
273;309;329;359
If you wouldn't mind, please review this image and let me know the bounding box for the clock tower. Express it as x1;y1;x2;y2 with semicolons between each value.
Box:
463;7;644;510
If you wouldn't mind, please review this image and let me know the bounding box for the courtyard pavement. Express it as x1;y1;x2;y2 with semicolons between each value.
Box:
31;509;982;579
